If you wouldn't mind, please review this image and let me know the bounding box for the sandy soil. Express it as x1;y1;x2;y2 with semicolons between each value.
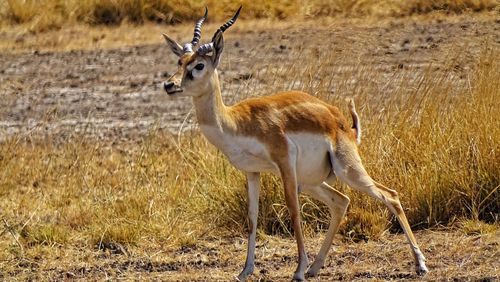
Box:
3;230;499;281
1;15;498;143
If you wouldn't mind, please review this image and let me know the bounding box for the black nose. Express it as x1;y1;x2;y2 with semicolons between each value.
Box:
164;82;174;92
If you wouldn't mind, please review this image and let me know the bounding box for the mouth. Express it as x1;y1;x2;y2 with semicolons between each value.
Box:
166;88;183;95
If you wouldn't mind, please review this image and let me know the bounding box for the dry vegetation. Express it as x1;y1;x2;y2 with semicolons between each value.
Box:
1;43;499;279
1;0;498;32
0;1;499;280
3;39;498;243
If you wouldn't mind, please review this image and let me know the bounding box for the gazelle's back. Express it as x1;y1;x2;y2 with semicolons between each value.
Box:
229;91;355;143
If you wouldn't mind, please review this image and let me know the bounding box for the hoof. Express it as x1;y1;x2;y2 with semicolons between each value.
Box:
236;267;254;282
293;271;305;281
305;267;319;278
305;260;323;278
235;275;247;282
416;264;429;276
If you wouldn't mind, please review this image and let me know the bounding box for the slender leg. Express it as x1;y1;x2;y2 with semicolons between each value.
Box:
279;161;309;281
372;180;429;274
301;183;350;277
237;172;260;282
331;151;429;274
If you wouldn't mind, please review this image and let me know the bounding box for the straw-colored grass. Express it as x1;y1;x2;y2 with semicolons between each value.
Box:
1;43;498;258
1;6;498;278
1;0;498;32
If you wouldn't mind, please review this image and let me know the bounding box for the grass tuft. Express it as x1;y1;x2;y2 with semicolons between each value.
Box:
458;219;498;235
0;30;498;256
1;0;498;32
22;224;69;246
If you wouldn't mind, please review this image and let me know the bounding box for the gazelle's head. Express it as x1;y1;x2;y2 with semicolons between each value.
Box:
162;7;241;97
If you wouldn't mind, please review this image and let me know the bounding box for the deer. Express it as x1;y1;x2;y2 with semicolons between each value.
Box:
161;7;429;281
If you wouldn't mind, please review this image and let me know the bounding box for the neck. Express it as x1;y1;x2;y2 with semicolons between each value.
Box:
192;71;230;129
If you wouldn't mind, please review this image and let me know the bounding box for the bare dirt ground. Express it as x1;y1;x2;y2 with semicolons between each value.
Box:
4;230;499;281
1;14;498;143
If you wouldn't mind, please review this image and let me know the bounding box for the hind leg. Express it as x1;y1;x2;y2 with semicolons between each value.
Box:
276;156;309;281
331;152;428;275
301;183;350;277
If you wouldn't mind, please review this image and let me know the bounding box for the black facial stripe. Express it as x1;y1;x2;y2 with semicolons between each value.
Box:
187;71;194;80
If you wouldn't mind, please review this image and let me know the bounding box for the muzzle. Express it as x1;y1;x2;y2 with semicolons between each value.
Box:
164;81;183;95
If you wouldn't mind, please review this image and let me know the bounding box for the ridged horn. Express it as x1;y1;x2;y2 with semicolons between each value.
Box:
196;42;213;56
191;7;208;46
196;6;242;56
183;7;208;53
216;6;241;36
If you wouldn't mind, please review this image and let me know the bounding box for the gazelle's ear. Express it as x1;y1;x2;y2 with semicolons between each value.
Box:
162;34;184;57
211;30;224;68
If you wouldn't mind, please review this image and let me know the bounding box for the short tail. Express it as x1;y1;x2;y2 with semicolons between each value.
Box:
347;99;361;145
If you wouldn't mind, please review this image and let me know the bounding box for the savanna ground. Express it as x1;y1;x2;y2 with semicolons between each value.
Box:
1;1;499;281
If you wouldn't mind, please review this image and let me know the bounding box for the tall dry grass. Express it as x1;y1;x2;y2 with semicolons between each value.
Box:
0;42;498;254
1;0;498;32
188;44;500;240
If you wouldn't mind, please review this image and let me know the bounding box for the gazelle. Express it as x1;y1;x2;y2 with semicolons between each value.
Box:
162;7;429;281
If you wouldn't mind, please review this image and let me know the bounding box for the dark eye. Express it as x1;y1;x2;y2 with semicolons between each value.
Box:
178;60;182;66
194;63;204;71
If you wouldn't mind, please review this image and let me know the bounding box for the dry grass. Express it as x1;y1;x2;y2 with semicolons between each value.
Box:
2;229;499;280
0;10;498;280
1;0;498;32
1;40;498;253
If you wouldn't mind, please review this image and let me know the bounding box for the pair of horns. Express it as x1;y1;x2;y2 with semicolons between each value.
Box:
183;6;242;54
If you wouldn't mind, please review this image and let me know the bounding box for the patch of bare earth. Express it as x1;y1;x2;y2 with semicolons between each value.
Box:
2;231;498;281
0;14;498;142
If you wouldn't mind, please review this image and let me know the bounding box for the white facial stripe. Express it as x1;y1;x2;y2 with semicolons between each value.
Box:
192;69;203;79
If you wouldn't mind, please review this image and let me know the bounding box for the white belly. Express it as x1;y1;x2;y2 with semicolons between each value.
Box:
224;137;276;173
201;125;277;173
201;126;333;185
287;133;332;185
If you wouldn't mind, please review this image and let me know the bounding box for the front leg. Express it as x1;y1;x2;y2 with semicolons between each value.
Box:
237;172;260;281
